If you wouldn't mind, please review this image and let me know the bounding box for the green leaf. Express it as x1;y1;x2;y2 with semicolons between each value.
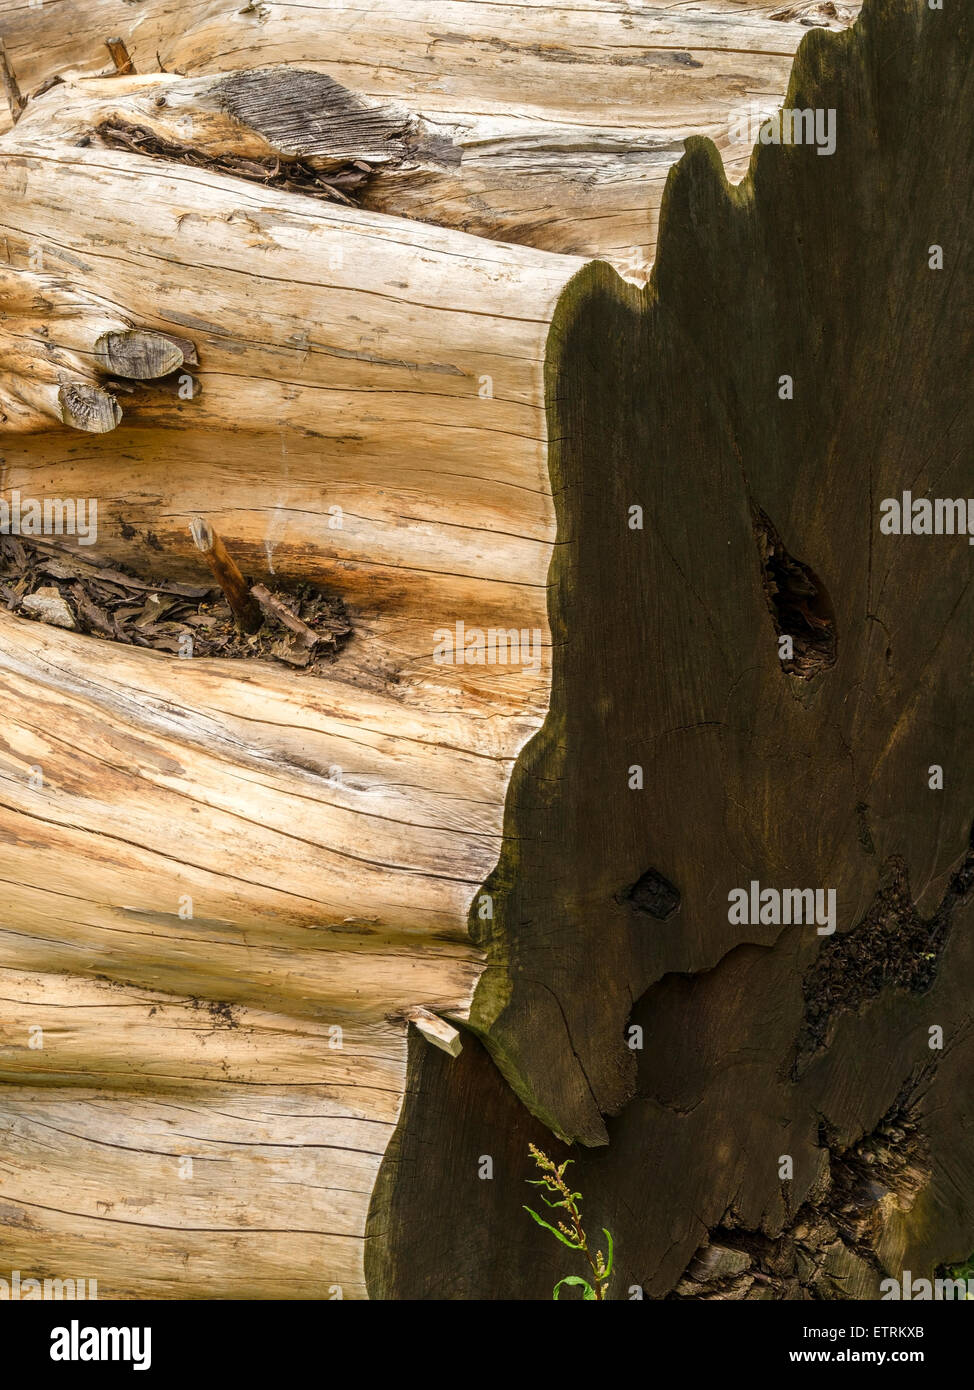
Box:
552;1276;595;1301
523;1205;583;1248
526;1178;560;1194
538;1192;569;1209
602;1227;614;1280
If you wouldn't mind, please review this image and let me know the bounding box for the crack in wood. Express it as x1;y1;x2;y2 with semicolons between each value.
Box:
96;116;377;206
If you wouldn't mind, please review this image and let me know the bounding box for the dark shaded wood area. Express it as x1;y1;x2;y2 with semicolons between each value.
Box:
371;903;974;1300
369;0;974;1298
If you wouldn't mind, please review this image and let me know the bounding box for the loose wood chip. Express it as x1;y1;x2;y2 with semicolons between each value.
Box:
20;587;76;630
406;1008;463;1059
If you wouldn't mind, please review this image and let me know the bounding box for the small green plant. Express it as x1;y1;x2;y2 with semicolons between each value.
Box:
943;1255;974;1298
523;1143;614;1300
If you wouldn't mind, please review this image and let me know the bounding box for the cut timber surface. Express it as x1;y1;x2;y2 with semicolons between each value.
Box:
0;0;972;1303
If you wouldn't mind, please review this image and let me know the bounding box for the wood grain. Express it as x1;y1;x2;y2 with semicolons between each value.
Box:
0;0;861;275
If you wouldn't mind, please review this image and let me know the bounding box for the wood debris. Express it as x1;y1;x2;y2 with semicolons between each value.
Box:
0;534;352;671
96;117;375;206
20;586;76;630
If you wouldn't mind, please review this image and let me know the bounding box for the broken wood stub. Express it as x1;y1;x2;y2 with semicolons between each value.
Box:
406;1009;463;1060
94;329;184;380
0;38;25;124
57;382;123;434
105;37;136;77
189;517;261;633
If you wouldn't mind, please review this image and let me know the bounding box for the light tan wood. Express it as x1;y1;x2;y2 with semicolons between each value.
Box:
0;115;580;707
0;0;860;275
0;964;405;1297
0;89;576;1290
0;1088;385;1298
0;596;505;1294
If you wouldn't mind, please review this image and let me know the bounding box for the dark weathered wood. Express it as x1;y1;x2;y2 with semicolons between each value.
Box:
371;907;974;1299
369;0;974;1297
94;329;184;380
57;382;122;433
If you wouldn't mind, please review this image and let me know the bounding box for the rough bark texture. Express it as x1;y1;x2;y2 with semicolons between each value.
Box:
1;0;971;1302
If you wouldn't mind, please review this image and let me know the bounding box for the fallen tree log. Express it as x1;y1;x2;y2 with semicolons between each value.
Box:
0;7;575;1295
0;0;860;276
0;0;972;1303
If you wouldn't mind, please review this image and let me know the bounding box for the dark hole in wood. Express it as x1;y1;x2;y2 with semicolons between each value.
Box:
793;831;974;1075
752;505;836;678
618;867;680;920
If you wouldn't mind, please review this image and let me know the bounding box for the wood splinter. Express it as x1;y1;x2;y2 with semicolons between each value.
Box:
406;1008;463;1059
105;37;136;76
0;39;26;124
189;517;261;633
